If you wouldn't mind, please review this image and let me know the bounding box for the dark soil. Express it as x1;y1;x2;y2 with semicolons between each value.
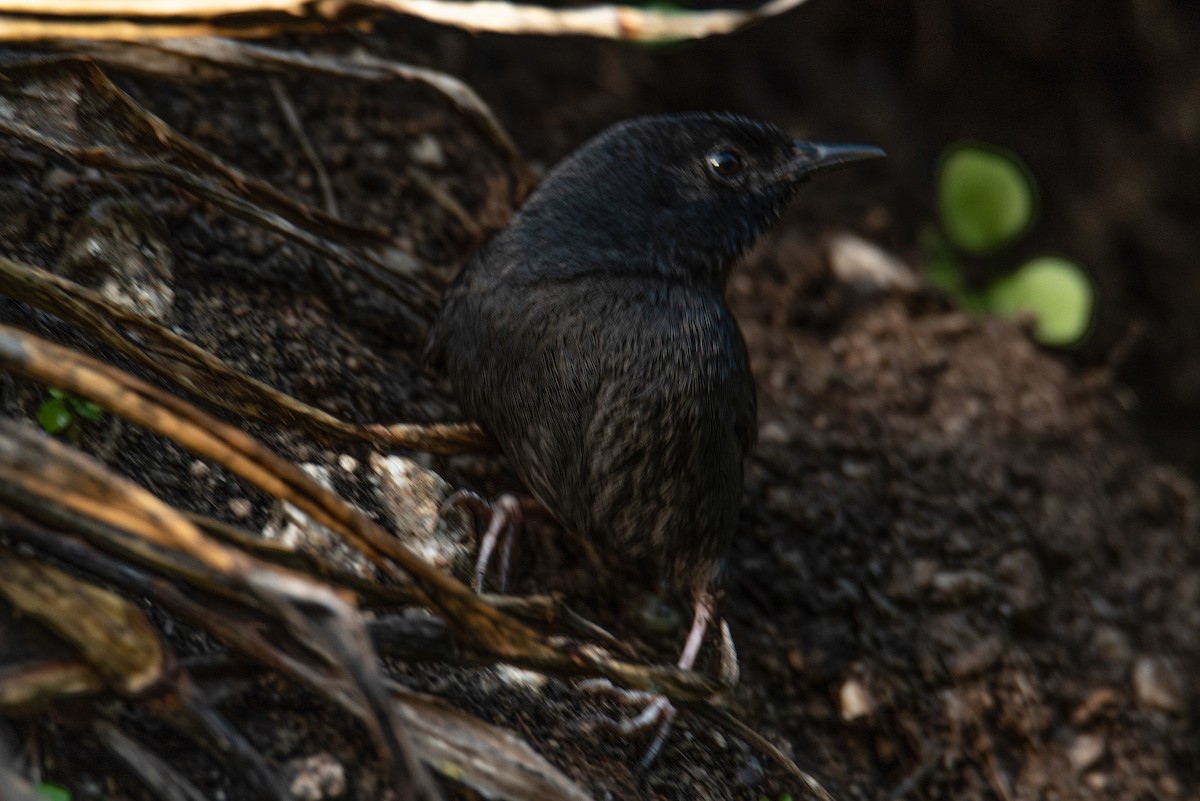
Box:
3;3;1199;800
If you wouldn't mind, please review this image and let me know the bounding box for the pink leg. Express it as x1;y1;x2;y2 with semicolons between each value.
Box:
441;490;524;592
580;592;721;770
638;592;714;766
677;592;714;671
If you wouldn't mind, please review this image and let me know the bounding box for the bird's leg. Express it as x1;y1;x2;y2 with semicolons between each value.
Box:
441;490;533;592
580;592;720;769
677;591;714;672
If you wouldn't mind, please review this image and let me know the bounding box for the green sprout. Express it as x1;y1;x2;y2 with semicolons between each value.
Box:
927;142;1093;346
36;784;72;801
938;145;1036;254
988;256;1094;346
38;387;104;436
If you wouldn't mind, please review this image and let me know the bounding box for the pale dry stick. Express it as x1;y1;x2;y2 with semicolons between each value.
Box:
269;75;338;217
0;16;292;39
366;0;809;39
0;0;810;42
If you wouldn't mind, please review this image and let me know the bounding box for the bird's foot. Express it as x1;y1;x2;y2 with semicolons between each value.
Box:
578;680;677;770
441;490;536;592
574;611;738;770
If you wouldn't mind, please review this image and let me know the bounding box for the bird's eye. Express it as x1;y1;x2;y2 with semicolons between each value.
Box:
707;150;744;179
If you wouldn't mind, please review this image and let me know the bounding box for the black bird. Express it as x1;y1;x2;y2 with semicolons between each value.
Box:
427;111;883;754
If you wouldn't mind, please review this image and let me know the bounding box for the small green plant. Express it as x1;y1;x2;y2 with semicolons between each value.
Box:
38;387;104;436
758;794;793;801
36;784;72;801
927;142;1094;346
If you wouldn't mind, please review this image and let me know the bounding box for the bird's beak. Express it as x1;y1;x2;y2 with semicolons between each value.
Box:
786;140;886;181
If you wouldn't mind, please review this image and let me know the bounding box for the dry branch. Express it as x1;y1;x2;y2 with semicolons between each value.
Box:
0;0;810;42
0;549;167;696
0;421;438;801
0;324;719;702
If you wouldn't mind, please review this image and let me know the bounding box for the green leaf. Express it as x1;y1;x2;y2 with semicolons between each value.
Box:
37;397;73;434
47;387;66;399
36;784;72;801
68;397;104;421
938;145;1036;254
986;256;1094;345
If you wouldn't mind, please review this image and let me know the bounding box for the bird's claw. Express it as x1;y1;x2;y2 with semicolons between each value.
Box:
578;680;677;769
577;678;660;706
441;489;522;593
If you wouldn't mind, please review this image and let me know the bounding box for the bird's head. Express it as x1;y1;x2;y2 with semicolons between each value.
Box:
506;112;884;287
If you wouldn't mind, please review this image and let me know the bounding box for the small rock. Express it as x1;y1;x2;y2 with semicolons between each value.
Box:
337;454;359;474
189;460;210;480
838;677;873;721
369;453;472;574
840;459;871;479
1066;732;1105;772
494;664;547;691
930;569;992;604
827;232;916;292
1132;655;1184;713
228;498;253;519
285;753;346;801
758;418;790;444
409;134;446;169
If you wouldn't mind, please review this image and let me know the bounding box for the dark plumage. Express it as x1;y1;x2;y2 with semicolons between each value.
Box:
428;111;882;607
428;111;882;762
